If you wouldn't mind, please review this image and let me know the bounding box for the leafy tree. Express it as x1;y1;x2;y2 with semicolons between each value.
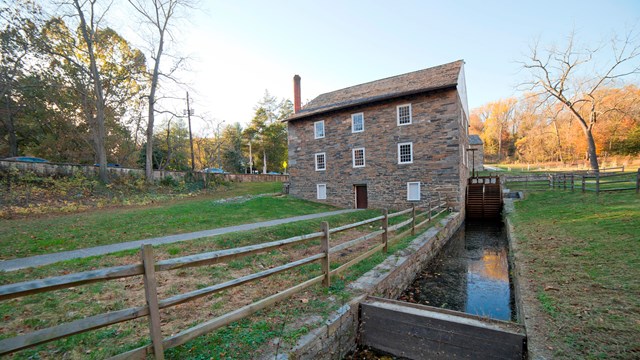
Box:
220;122;245;173
0;0;44;157
244;91;291;173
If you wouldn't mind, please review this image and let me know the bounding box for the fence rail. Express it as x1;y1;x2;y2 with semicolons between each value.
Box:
0;200;448;358
501;168;640;195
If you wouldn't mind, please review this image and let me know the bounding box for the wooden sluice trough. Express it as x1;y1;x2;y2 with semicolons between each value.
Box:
359;296;526;359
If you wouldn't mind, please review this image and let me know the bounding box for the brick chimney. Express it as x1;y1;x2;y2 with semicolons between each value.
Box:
293;75;301;113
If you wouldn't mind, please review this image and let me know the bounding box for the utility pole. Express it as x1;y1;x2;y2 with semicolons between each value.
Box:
249;141;253;174
185;92;195;171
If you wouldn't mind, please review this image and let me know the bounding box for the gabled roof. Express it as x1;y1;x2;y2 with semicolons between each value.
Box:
286;60;464;121
469;134;483;145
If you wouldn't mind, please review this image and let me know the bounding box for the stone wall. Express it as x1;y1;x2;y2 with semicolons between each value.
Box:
0;160;289;183
287;88;469;211
275;212;464;359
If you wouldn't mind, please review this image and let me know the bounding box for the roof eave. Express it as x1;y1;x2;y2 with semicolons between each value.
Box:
283;83;458;122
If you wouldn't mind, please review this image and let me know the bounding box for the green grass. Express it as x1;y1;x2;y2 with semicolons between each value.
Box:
0;182;340;259
0;202;447;359
508;191;639;359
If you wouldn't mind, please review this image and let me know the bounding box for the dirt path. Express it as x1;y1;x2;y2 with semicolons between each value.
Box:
0;209;358;272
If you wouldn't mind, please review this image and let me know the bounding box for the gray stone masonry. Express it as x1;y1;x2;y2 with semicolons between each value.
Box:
264;212;463;359
287;89;470;212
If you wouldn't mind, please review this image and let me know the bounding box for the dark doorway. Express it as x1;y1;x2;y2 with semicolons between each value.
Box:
355;185;368;209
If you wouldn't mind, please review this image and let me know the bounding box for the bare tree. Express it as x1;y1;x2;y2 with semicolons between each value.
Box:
522;31;640;171
71;0;109;182
127;0;193;183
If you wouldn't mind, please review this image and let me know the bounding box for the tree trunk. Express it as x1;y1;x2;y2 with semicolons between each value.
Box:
145;33;165;184
5;94;17;157
552;119;564;163
262;150;267;174
74;0;108;183
583;126;600;171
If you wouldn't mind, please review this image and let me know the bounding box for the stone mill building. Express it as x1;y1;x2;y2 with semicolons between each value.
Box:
284;60;471;211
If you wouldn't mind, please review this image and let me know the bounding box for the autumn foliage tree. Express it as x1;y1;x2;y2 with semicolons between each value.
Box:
521;31;640;170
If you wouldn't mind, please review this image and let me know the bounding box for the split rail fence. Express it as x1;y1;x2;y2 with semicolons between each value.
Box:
0;200;448;359
502;167;640;195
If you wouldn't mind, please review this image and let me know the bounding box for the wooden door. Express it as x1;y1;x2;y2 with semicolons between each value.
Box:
355;185;368;209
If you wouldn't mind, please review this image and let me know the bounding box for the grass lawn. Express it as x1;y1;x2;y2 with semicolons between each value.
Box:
0;182;340;260
0;202;443;359
508;190;639;359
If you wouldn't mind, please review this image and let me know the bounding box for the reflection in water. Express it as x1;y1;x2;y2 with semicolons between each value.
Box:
399;221;514;321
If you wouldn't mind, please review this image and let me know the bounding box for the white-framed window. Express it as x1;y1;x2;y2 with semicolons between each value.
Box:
315;152;326;171
317;184;327;200
314;120;325;139
351;113;364;133
397;104;412;125
407;182;421;201
352;148;365;168
398;142;413;164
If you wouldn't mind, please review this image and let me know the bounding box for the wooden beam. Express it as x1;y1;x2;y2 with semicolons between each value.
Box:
0;306;148;355
387;207;412;219
329;230;384;255
155;231;323;272
141;245;164;360
328;216;384;234
320;222;330;287
110;275;325;359
330;243;384;277
159;253;324;309
0;264;143;301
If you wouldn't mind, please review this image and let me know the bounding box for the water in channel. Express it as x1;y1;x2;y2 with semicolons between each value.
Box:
345;221;515;359
399;220;514;321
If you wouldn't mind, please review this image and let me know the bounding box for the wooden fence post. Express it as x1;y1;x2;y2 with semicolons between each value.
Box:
563;174;567;190
596;172;600;195
141;244;164;360
411;204;416;236
382;209;389;253
320;222;330;287
582;175;586;193
570;174;574;191
636;169;639;194
428;199;432;222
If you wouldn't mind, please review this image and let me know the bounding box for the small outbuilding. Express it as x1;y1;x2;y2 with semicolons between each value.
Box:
468;135;484;172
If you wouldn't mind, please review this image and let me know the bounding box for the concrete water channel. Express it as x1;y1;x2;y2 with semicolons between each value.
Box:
347;220;524;359
400;220;514;321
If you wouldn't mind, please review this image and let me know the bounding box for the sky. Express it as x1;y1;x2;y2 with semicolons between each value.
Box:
121;0;640;135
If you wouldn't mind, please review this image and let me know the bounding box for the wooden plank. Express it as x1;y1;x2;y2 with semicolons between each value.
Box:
114;275;326;359
330;243;384;277
328;216;384;234
360;299;525;360
388;217;413;232
141;245;164;360
0;264;143;301
366;297;525;333
321;222;330;287
411;205;416;236
155;231;323;271
387;207;412;218
382;209;388;253
362;310;522;359
415;217;431;229
329;230;384;255
0;306;148;355
159;253;324;309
